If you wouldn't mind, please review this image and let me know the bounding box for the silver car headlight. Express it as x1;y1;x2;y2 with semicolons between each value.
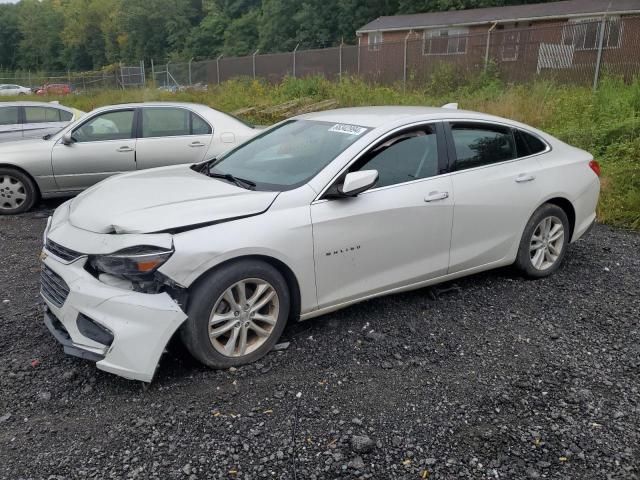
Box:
88;246;174;280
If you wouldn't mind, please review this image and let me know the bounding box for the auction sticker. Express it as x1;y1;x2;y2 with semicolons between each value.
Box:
328;124;367;136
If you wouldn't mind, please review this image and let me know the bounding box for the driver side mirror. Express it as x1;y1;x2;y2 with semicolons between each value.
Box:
61;133;74;145
338;170;379;197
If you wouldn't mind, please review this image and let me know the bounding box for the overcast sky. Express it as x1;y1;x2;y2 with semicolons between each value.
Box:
0;0;19;3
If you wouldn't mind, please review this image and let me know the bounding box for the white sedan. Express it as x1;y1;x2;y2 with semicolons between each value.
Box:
40;106;600;382
0;84;32;96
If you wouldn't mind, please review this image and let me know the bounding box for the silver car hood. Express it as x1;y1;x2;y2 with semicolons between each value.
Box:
68;165;279;234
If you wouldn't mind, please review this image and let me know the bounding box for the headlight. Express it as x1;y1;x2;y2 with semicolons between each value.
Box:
88;246;174;280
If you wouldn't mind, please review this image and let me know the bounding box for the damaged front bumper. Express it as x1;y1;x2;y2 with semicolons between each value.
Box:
40;214;187;382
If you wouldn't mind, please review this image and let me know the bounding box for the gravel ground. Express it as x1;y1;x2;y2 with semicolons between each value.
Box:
0;200;639;480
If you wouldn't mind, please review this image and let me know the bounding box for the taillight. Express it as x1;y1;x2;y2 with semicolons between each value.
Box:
589;160;601;177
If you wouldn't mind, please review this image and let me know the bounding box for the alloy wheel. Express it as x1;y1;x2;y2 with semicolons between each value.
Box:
208;278;279;357
0;175;27;211
529;216;565;271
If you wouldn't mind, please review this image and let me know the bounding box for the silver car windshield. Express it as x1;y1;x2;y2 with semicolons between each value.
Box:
209;120;370;191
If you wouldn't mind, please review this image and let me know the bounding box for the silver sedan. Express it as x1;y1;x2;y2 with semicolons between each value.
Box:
0;101;84;143
0;102;260;214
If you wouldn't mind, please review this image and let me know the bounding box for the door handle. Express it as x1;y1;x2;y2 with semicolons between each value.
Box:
515;173;536;183
424;191;449;202
116;146;134;153
189;141;206;147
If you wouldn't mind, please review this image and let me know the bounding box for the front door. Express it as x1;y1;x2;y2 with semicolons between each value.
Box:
51;109;137;191
311;122;454;310
134;106;213;170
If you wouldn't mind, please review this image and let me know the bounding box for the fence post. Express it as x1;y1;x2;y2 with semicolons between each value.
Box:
119;62;125;90
252;49;259;80
485;22;497;72
339;41;343;81
188;57;193;85
166;62;169;87
140;60;145;86
151;59;155;87
593;16;608;91
216;54;223;84
403;31;412;91
292;43;299;78
28;70;31;86
357;36;361;76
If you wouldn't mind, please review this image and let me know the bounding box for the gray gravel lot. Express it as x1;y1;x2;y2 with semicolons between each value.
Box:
0;200;639;480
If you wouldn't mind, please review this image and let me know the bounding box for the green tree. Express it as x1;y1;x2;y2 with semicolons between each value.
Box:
17;0;64;70
0;4;21;70
258;0;300;52
223;8;260;56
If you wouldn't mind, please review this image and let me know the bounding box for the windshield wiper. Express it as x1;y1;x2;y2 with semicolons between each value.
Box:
208;171;256;190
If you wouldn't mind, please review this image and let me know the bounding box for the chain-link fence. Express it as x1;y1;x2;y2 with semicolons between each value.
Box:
0;69;120;92
3;16;640;93
157;16;640;90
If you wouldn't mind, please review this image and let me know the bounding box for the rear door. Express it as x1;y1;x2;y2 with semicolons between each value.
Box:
51;109;137;191
134;106;213;170
0;105;22;142
22;106;68;139
445;121;545;273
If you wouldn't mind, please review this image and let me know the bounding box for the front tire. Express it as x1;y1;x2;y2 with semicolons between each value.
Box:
0;168;38;214
181;260;290;369
515;203;570;278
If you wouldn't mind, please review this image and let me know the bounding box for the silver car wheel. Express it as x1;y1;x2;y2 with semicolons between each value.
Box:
0;174;27;211
529;216;565;271
208;278;279;358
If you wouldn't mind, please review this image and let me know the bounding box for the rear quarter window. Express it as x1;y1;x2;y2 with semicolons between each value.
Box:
59;110;73;122
514;129;548;157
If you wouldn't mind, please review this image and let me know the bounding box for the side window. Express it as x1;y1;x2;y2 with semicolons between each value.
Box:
142;108;191;138
59;109;73;122
0;106;19;126
450;122;516;171
514;129;547;157
350;125;440;188
25;107;61;123
72;110;135;142
192;112;212;135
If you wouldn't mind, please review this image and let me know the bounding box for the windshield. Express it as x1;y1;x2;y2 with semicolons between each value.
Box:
209;120;370;191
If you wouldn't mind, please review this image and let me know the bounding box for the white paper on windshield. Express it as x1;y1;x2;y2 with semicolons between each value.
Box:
328;124;367;136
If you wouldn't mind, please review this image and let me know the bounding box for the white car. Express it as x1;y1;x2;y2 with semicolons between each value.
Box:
0;84;32;96
0;101;84;143
40;106;600;382
0;102;259;214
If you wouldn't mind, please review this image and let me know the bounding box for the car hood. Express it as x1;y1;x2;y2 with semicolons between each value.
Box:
68;165;279;234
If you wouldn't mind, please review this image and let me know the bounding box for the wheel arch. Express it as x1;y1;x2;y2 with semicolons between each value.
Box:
0;163;42;201
189;254;302;322
543;196;576;240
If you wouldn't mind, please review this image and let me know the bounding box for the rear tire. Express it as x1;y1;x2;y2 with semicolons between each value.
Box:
0;168;38;215
515;203;570;278
181;259;290;369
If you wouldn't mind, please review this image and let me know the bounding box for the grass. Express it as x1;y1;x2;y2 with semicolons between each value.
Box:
3;74;639;230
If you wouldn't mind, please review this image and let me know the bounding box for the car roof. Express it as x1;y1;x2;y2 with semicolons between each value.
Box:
0;101;74;110
93;101;215;113
297;106;518;129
